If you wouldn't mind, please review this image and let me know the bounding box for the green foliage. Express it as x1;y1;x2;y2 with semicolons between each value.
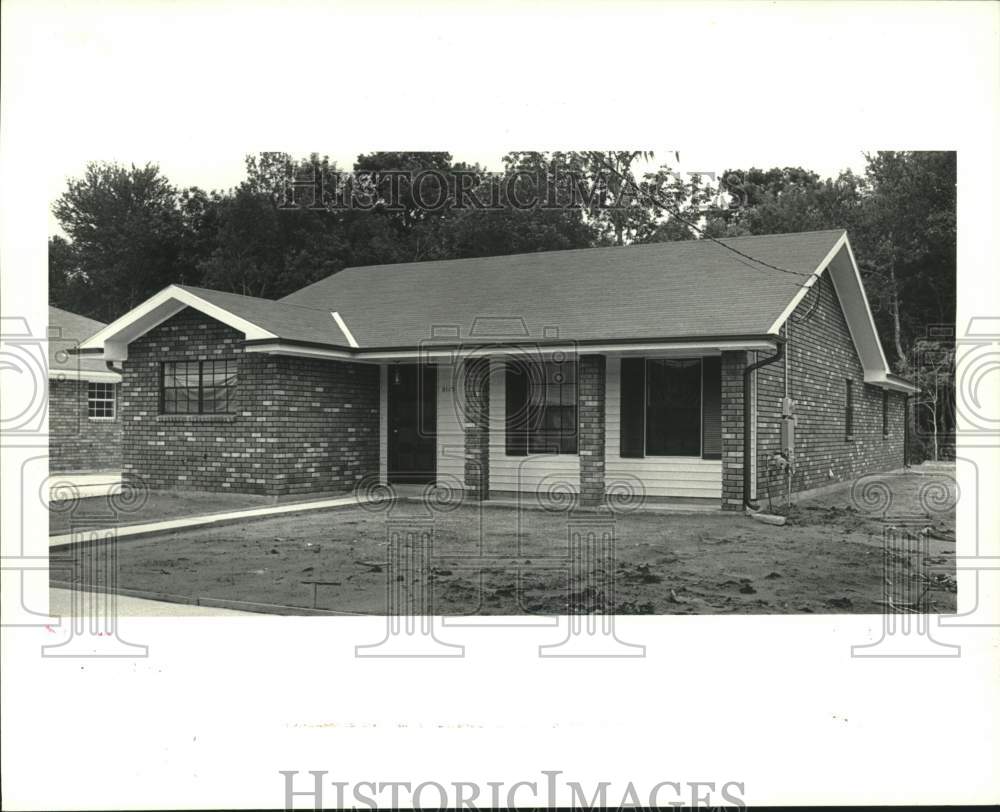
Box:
51;162;188;321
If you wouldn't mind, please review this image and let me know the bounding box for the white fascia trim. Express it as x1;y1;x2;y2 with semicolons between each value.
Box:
841;237;892;371
48;369;122;383
79;285;278;360
244;338;779;362
330;311;359;348
864;372;921;394
768;233;897;382
766;231;847;335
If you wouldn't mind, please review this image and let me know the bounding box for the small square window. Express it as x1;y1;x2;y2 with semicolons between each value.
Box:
87;382;116;419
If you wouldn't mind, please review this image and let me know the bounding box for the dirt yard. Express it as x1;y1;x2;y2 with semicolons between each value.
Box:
49;464;957;615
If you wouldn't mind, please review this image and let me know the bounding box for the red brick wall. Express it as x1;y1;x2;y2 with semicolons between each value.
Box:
720;350;749;509
461;358;490;499
774;274;906;493
121;308;379;495
721;273;906;508
578;354;607;506
49;379;122;472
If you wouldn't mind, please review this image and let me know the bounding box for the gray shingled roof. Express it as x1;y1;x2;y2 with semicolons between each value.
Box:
49;306;119;378
276;229;847;349
173;285;352;346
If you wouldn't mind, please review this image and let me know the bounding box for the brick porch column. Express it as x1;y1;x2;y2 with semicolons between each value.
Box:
578;354;606;507
462;358;490;499
720;350;748;510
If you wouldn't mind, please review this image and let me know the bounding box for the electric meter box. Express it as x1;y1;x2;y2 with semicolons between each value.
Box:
781;417;795;455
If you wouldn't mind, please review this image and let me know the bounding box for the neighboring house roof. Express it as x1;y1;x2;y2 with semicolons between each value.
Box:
48;306;121;382
78;230;918;392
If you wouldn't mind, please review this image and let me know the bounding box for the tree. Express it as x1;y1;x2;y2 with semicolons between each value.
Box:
442;152;597;257
855;151;956;365
198;153;349;298
911;339;955;462
581;151;655;246
51;162;187;321
638;165;721;242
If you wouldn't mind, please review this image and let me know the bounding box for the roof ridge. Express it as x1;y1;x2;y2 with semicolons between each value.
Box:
178;284;339;315
332;229;848;274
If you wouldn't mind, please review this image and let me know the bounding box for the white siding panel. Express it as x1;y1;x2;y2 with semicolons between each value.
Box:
436;361;466;486
378;364;388;484
605;356;722;499
430;356;721;499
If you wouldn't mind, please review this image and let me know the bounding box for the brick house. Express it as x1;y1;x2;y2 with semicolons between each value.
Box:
76;229;917;509
48;306;122;472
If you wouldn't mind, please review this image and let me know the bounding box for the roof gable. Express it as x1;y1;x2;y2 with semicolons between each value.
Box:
79;285;355;360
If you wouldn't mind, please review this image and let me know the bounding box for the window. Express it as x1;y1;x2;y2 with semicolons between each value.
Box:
845;379;854;440
882;390;890;437
646;358;702;456
87;382;115;419
505;358;577;455
621;357;716;458
161;359;237;414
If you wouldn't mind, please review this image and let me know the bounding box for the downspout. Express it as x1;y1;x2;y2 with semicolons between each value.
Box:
743;338;785;511
903;393;911;468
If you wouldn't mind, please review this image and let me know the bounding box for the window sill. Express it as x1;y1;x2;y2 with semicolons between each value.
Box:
156;413;239;423
87;417;116;422
504;452;579;459
639;453;707;459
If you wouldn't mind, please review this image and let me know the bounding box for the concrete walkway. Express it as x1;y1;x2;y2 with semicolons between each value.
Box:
49;493;374;548
49;486;723;549
49;470;122;500
49;587;254;616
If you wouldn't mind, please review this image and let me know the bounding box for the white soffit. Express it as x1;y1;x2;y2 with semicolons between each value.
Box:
48;369;121;383
243;338;779;363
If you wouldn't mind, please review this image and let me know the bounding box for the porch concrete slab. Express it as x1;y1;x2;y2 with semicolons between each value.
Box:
49;492;374;548
49;470;122;500
398;493;721;514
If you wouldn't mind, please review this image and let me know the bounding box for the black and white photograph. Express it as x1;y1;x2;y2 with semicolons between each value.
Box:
1;1;997;810
45;151;958;618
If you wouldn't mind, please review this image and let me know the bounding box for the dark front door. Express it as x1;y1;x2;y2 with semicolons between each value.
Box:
388;364;437;483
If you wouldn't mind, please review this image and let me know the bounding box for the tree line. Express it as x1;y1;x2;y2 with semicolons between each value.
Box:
49;150;956;459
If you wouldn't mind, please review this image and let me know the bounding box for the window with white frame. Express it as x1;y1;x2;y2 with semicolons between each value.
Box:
505;358;578;455
620;355;721;459
87;382;116;419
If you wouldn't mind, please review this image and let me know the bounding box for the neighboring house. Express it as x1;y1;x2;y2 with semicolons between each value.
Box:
76;229;917;509
49;306;122;472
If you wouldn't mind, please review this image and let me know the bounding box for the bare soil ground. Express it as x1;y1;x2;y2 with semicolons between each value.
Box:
49;464;956;615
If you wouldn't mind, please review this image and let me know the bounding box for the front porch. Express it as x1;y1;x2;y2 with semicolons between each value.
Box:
376;351;747;510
